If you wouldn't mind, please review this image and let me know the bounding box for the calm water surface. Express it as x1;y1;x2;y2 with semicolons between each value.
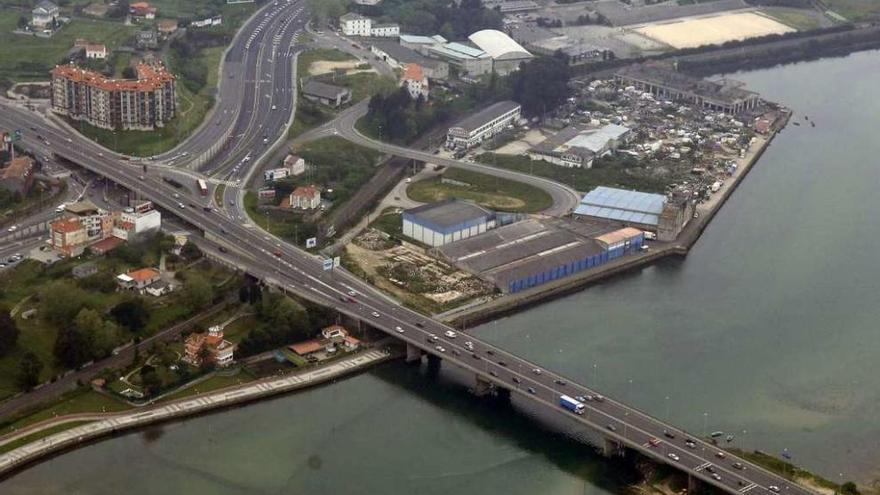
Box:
4;50;880;493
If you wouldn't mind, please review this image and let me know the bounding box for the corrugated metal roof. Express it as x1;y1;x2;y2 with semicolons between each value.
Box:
564;124;630;153
575;186;666;226
404;199;494;229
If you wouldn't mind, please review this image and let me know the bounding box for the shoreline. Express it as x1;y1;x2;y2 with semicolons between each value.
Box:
444;109;792;329
0;347;400;480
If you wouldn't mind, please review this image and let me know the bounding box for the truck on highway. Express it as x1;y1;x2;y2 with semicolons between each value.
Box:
197;179;208;196
559;395;585;415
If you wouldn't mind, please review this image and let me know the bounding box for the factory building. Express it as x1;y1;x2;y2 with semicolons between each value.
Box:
528;124;632;168
370;41;449;80
439;219;644;294
402;200;496;247
468;29;533;75
574;186;694;241
615;62;760;115
446;100;521;150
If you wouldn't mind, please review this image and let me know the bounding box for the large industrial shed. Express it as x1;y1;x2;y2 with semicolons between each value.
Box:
439;219;644;294
468;29;533;75
574;186;667;231
402;200;496;247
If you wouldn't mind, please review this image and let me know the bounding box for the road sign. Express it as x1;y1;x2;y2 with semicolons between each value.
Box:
306;237;317;248
322;258;333;271
333;256;341;268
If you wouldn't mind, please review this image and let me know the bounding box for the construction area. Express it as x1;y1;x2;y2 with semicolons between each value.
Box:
345;227;495;315
633;11;795;50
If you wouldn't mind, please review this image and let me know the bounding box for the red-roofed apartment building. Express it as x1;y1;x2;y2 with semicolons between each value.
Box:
401;63;429;100
289;185;321;210
129;1;156;19
49;217;87;257
0;156;37;195
50;62;176;130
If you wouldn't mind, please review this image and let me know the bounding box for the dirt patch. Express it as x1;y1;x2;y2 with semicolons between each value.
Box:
308;60;376;76
634;11;794;49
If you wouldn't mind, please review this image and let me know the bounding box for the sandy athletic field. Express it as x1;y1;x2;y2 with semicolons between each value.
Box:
634;11;795;49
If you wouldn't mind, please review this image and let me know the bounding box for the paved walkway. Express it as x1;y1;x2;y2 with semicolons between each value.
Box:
0;347;396;475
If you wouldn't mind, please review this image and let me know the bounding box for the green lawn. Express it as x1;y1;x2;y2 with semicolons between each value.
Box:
71;45;225;157
476;152;670;194
407;168;553;213
158;372;254;402
0;421;93;455
825;0;880;21
0;12;138;82
0;388;130;434
760;8;823;31
243;190;317;247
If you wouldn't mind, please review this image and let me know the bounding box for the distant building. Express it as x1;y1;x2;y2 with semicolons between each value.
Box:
136;29;158;49
615;62;760;115
184;326;235;367
289;186;321;210
402;199;496;247
446;100;521;150
49;217;87;257
528;124;631;168
129;1;157;19
300;79;351;107
263;167;290;182
85;44;107;59
468;29;533;75
289;324;359;357
51;62;176;131
71;261;98;279
339;13;370;36
157;19;178;36
116;267;161;292
400;63;429;100
32;0;60;29
425;41;492;77
481;0;539;12
145;279;173;297
111;204;161;240
283;154;306;176
370;41;448;80
0;156;37;195
89;236;124;255
353;0;381;5
370;23;399;38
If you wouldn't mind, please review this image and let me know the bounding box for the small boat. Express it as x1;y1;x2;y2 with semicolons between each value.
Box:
810;121;815;127
804;115;809;120
793;122;800;126
726;435;735;443
710;431;724;438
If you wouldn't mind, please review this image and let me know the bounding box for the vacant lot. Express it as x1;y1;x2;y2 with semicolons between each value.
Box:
407;168;552;213
634;12;795;49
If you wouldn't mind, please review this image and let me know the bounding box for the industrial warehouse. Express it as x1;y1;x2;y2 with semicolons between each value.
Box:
436;218;644;294
401;200;498;247
446;100;521;150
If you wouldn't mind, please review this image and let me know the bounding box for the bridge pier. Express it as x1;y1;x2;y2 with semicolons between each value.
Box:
688;474;699;493
601;437;625;458
472;374;495;397
405;343;423;363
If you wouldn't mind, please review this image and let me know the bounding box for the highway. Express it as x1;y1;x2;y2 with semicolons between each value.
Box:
156;0;307;171
0;102;816;495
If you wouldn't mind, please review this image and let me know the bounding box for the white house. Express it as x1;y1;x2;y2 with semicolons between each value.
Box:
370;23;399;37
289;186;321;210
339;13;370;36
283;154;306;176
85;44;107;59
264;168;291;182
401;63;429;100
32;0;60;28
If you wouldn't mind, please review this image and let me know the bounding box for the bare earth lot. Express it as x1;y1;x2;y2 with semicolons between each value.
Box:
634;11;795;49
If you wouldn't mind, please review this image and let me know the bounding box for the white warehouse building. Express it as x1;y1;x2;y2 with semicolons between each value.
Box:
468;29;533;75
402;200;496;247
446;100;521;150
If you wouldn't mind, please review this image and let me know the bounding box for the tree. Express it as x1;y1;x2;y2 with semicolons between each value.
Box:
0;307;19;356
841;482;860;495
74;308;117;359
16;16;28;29
16;352;43;391
139;364;161;395
181;273;212;311
40;280;93;325
121;66;137;79
111;299;149;332
180;242;202;261
510;55;572;117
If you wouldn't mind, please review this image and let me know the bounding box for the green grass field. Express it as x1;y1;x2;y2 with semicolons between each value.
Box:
0;388;130;434
407;168;553;213
0;11;138;82
760;7;823;31
825;0;880;21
